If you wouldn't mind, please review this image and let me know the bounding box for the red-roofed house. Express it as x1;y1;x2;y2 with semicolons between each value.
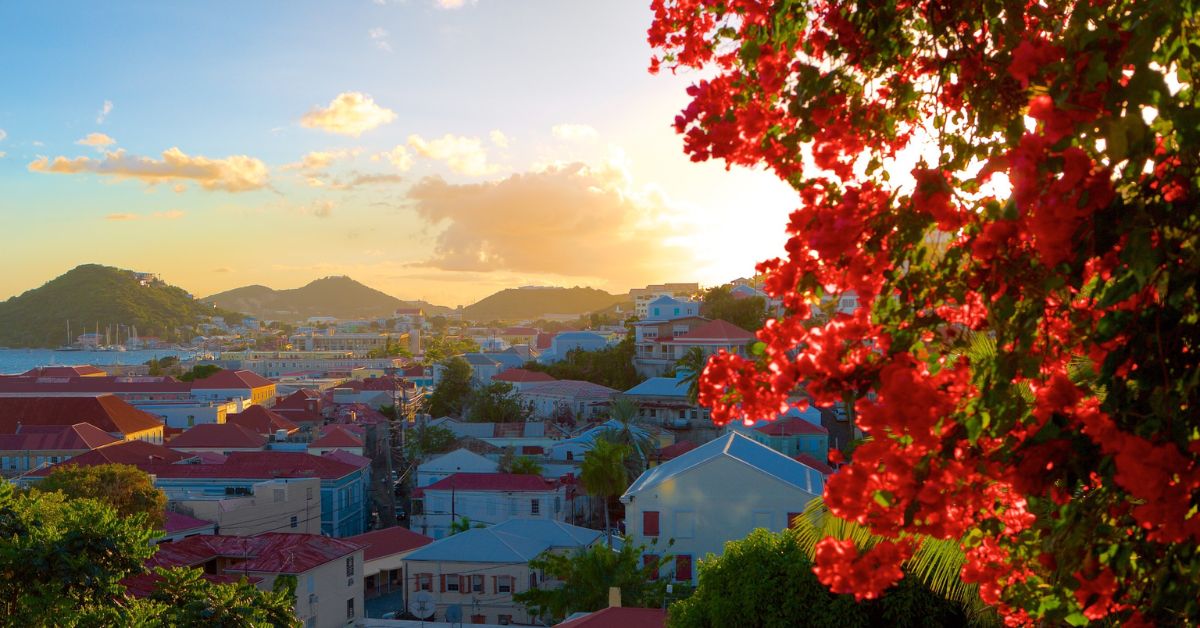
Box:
308;425;364;457
148;532;364;628
793;453;836;475
411;473;566;539
23;439;190;472
652;440;699;466
493;368;556;392
0;423;121;476
558;607;668;628
159;510;217;543
168;423;267;454
344;526;433;600
0;395;165;443
190;370;277;407
656;319;755;358
499;327;539;347
747;414;830;460
631;315;710;377
20;365;107;378
225;405;300;438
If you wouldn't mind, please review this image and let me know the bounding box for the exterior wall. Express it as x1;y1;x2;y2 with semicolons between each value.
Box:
520;392;613;421
412;487;566;539
401;559;540;625
0;448;88;476
170;478;322;536
363;549;421;600
191;384;276;408
133;401;233;429
744;431;829;458
290;332;409;357
628;394;711;429
251;550;364;628
170;445;264;455
631;284;700;318
417;453;499;488
623;456;819;583
308;445;365;457
124;425;165;444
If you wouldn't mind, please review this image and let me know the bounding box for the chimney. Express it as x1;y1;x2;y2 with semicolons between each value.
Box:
608;587;621;608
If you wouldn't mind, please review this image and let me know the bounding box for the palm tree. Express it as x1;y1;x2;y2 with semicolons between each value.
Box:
580;439;631;548
602;397;655;478
675;346;707;404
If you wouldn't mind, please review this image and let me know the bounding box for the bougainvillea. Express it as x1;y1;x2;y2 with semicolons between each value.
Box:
650;0;1199;624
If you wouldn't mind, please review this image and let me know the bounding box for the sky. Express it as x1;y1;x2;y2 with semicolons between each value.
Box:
0;1;799;307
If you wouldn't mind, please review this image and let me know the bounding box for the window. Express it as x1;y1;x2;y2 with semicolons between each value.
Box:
472;575;484;593
787;512;803;529
498;615;512;625
414;573;432;591
274;488;286;503
445;574;460;592
187;415;195;427
472;615;487;624
290;515;298;529
495;576;513;593
643;554;660;581
530;499;540;515
306;487;314;500
675;555;693;581
566;451;574;461
648;408;657;418
529;572;538;589
346;598;355;619
345;556;355;577
643;511;660;536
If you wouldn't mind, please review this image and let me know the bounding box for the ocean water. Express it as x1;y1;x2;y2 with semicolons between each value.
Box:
0;349;195;375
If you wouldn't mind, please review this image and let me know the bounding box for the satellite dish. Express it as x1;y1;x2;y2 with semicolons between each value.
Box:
445;604;463;623
409;591;435;619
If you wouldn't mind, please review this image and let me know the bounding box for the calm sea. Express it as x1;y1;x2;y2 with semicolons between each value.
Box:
0;349;195;375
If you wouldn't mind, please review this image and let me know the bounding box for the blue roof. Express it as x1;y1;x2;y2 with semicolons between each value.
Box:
488;352;525;369
622;432;824;498
571;419;650;445
490;519;602;549
624;376;689;398
648;295;683;305
404;528;550;563
556;331;605;340
461;353;501;366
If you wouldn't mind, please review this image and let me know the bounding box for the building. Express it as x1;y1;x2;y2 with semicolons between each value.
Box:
558;607;668;628
226;404;301;438
492;368;556;392
620;432;825;583
518;380;618;421
308;425;365;457
622;375;710;429
169;477;323;536
417;449;500;488
630;283;700;319
498;327;539;347
289;331;410;356
344;526;433;605
411;473;567;539
733;408;830;459
167;422;267;454
547;419;670;463
641;295;701;322
146;533;364;628
189;369;277;407
401;519;602;625
159;510;218;543
0;395;165;443
634;319;754;377
0;423;120;477
19;365;108;377
536;331;610;364
631;316;709;377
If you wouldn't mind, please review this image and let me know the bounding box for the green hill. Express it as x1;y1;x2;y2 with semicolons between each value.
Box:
0;264;240;348
461;287;626;322
204;276;452;321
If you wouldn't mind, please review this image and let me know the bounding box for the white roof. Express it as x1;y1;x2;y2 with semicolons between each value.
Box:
404;520;600;564
419;448;499;475
622;431;825;498
489;519;602;549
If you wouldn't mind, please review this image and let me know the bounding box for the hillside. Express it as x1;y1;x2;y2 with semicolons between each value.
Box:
204;276;451;321
461;287;626;322
0;264;240;348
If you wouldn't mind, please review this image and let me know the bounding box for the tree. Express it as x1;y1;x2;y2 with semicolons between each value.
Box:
652;0;1199;623
404;425;458;460
508;456;544;476
523;332;644;390
36;463;167;528
598;398;656;480
427;357;473;418
448;516;485;536
674;347;707;405
422;336;479;365
699;285;768;332
580;439;631;548
177;364;221;382
668;529;970;628
514;539;669;623
148;566;297;626
466;381;532;423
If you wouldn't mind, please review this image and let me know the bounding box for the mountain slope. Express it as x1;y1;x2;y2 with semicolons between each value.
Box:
204;276;451;320
0;264;239;348
461;287;626;321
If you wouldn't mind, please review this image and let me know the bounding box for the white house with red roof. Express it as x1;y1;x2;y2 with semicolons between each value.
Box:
343;526;433;603
189;369;277;407
411;472;567;539
517;380;618;421
225;404;301;438
169;477;323;537
146;532;364;628
635;319;756;377
492;368;556;391
733;407;830;460
0;422;120;476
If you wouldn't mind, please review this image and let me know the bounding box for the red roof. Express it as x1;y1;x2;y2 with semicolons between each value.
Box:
169;423;266;449
163;510;215;534
657;440;699;460
0;375;190;395
321;449;371;468
556;607;667;628
793;453;836;475
189;369;275;390
124;572;260;599
141;451;361;481
273;408;325;426
310;425;363;448
660;319;755;343
20;365;107;377
502;327;538;335
494;368;556;383
148;533;361;574
424;472;558;493
0;423;120;452
31;439;189;474
226;405;300;435
344;526;433;561
275;388;321;410
535;332;555;350
754;417;828;436
0;395;164;436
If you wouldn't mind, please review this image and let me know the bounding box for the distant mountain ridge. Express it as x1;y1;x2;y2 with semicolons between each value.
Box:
461;287;627;321
204;276;452;321
0;264;240;348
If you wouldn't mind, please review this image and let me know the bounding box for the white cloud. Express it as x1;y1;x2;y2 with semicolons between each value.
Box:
407;134;496;176
96;100;113;124
104;209;187;221
372;145;413;171
0;129;6;142
105;213;138;221
435;0;471;8
0;152;6;159
29;147;269;192
369;27;392;53
489;130;509;148
552;123;598;141
310;199;335;218
76;132;116;148
283;149;359;172
300;92;396;136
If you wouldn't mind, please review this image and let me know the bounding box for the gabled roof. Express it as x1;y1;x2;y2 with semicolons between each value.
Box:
163;510;215;534
403;527;551;564
309;425;363;448
794;453;835;475
755;416;828;436
20;365;107;377
557;608;667;628
623;376;689;398
272;408;324;425
521;380;618;398
344;526;433;561
189;369;275;390
659;319;754;343
656;440;699;460
623;432;824;498
494;368;556;383
225;405;300;435
148;533;361;574
419;448;499;475
141;451;363;481
0;423;120;451
423;472;557;493
490;519;602;549
274;389;321;410
169;423;266;449
30;439;190;474
0;395;164;436
461;353;501;367
321;449;372;468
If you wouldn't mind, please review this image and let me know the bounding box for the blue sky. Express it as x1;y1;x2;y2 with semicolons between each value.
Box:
0;1;796;306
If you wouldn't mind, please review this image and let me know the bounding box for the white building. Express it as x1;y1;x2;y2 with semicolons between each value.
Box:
517;380;618;421
417;449;500;488
630;283;700;319
620;432;824;583
411;473;567;539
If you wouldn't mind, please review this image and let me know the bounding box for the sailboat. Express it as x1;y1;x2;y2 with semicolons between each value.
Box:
55;320;82;351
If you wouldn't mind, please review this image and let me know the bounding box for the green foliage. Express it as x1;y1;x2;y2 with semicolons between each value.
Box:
668;529;970;628
36;463;167;529
448;516;486;535
0;263;243;348
148;566;299;627
427;357;473;418
177;364;222;383
422;336;481;366
524;333;644;390
699;285;767;333
515;539;669;623
366;335;413;358
467;381;532;423
674;347;707;404
461;287;624;322
597;398;656;480
508;456;544;476
404;425;458;460
145;355;181;377
580;439;632;546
